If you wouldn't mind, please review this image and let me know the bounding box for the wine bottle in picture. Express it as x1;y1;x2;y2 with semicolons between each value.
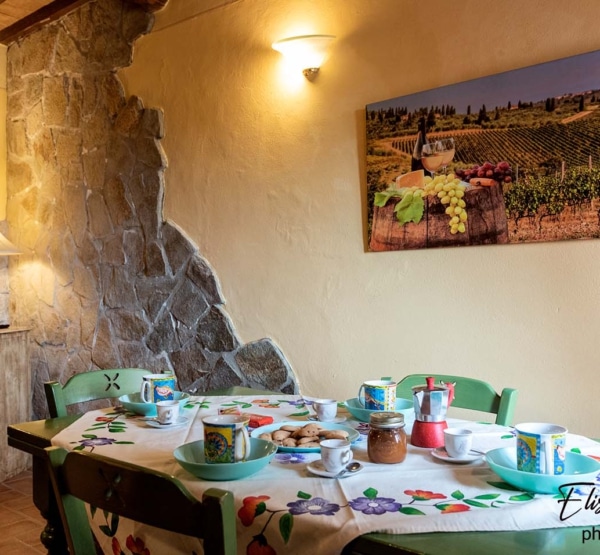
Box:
411;116;431;177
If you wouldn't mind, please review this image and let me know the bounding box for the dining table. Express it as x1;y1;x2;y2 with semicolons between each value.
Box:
7;387;600;555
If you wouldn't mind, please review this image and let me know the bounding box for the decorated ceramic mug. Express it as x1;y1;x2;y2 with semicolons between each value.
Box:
358;379;397;411
516;422;567;475
202;415;251;464
140;373;177;403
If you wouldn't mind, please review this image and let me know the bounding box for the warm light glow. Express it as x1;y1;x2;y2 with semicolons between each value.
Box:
16;259;55;307
272;35;335;80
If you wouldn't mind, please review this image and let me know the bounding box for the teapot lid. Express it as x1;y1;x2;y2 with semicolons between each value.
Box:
412;376;449;394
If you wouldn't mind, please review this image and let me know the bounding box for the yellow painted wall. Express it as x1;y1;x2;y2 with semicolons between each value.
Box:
120;0;600;437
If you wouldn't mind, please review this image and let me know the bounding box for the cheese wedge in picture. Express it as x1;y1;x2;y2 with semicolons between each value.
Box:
395;169;424;189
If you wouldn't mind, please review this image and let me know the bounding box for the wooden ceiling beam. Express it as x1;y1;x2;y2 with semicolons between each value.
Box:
0;0;87;44
126;0;167;11
0;0;166;45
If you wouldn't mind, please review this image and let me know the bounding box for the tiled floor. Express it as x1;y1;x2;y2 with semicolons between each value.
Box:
0;470;46;554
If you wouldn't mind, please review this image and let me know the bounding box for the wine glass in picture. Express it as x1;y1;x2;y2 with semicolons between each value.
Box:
421;142;444;176
438;137;455;174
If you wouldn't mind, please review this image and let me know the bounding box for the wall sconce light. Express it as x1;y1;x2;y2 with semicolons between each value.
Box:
0;232;20;329
272;34;335;81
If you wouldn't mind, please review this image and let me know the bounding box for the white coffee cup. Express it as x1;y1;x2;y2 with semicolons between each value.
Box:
313;398;338;422
320;438;353;474
443;428;473;458
156;400;180;425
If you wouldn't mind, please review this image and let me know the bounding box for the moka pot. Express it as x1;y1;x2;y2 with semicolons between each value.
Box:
410;376;454;448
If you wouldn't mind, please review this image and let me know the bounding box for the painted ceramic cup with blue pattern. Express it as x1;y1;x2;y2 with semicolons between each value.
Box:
358;379;397;411
516;423;567;475
203;415;251;464
140;373;177;403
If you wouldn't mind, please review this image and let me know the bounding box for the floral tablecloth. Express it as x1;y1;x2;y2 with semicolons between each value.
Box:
51;394;600;555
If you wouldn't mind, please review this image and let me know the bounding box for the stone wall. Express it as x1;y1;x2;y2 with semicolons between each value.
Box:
5;0;297;418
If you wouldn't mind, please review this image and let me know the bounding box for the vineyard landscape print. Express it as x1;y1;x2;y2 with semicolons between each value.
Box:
367;49;600;251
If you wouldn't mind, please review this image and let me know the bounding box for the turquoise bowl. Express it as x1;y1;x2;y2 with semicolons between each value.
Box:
174;438;277;481
343;397;414;423
119;391;191;417
486;447;600;494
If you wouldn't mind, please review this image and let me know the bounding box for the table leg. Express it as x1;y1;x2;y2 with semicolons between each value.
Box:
31;454;68;554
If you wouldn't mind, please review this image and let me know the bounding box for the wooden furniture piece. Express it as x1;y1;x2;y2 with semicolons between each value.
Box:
44;368;149;417
1;327;30;482
45;446;236;555
396;373;518;426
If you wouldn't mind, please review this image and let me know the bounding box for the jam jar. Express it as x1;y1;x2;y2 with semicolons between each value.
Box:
367;412;407;464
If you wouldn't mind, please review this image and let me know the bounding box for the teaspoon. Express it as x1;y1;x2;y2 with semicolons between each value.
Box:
334;461;362;478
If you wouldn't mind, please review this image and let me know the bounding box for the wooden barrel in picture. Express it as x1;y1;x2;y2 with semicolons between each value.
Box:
369;183;509;251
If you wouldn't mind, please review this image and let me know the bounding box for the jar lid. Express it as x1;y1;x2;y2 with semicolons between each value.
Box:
369;412;405;428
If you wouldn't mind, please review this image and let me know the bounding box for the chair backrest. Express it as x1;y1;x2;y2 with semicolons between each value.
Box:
396;374;518;426
45;446;236;555
44;368;150;417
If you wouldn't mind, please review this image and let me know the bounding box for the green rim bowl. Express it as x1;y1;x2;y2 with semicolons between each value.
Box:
343;397;414;423
486;446;600;494
119;391;191;417
174;438;277;481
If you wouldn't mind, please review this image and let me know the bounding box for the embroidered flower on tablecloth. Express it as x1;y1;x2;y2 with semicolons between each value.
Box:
253;399;281;409
349;496;402;515
355;422;370;436
437;503;470;514
238;496;271;526
404;489;446;501
285;399;307;407
112;537;122;555
96;416;116;422
274;453;308;464
71;433;135;452
287;497;340;516
125;535;150;555
79;437;118;448
247;534;277;555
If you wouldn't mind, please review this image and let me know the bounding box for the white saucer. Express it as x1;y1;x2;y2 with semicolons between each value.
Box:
431;447;484;464
308;416;347;423
145;416;189;429
307;459;363;479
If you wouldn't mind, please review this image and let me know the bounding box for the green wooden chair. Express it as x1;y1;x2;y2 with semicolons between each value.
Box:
44;368;150;417
396;373;518;426
45;446;236;555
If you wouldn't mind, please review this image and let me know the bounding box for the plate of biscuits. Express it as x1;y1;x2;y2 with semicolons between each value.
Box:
250;421;360;453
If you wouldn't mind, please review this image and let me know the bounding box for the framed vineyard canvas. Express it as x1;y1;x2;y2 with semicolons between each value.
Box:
366;49;600;251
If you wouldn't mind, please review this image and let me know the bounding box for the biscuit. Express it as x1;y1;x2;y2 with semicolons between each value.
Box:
272;430;291;441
